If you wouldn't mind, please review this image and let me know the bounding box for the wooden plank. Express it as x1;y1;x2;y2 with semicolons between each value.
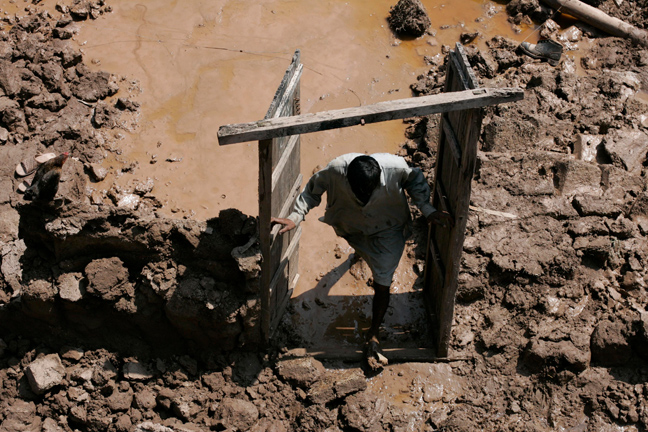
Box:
270;270;299;335
258;138;273;341
272;64;303;119
270;173;303;239
266;50;301;118
449;51;470;91
269;226;302;293
285;347;471;363
218;87;524;145
454;43;479;90
272;134;300;192
441;114;462;167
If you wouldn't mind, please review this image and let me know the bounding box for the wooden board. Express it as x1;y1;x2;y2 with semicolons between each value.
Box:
259;50;303;343
218;87;523;145
424;43;489;358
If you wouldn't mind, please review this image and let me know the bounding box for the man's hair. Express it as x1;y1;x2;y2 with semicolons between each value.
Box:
347;155;381;198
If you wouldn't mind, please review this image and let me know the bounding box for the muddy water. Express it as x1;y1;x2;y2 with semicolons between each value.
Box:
75;0;524;349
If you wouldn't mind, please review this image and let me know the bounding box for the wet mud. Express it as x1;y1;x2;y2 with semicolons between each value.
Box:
1;0;648;431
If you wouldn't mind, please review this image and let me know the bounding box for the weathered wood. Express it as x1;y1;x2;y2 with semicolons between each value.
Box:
272;134;299;192
541;0;648;47
259;50;302;343
441;114;462;167
289;347;471;363
258;138;273;342
454;43;479;90
424;46;488;358
266;50;302;118
218;87;523;145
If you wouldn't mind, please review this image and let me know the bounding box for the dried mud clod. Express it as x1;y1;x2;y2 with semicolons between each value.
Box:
387;0;431;38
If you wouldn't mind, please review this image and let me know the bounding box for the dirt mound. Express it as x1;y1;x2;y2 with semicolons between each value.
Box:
387;0;431;38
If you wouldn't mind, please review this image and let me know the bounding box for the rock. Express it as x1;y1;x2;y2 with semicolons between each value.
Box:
573;134;602;162
24;353;65;394
591;320;632;366
553;160;602;196
87;162;108;181
134;388;157;410
57;272;85;302
0;400;41;432
60;346;84;361
275;357;326;389
249;419;287;432
85;257;132;301
124;360;154;381
602;130;648;174
107;388;134;412
0;206;19;243
42;417;65;432
523;339;590;373
340;392;388;431
573;194;623;218
214;397;259;431
388;0;431;37
308;369;367;404
1;239;26;294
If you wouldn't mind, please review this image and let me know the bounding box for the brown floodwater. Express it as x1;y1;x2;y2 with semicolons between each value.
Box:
71;0;530;349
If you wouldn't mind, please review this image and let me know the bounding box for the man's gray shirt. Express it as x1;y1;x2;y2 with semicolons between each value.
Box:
287;153;436;237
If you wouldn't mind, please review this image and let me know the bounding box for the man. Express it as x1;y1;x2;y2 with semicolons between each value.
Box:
271;153;452;370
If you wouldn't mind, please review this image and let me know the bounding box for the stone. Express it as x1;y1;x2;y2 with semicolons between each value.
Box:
602;129;648;174
87;162;108;181
591;320;632;366
0;206;19;243
387;0;431;37
553;160;602;196
24;354;65;394
107;388;134;412
275;357;326;389
340;392;388;431
57;272;85;302
134;388;157;410
0;400;41;432
42;417;65;432
60;346;84;361
573;134;602;162
573;194;623;218
308;369;367;405
123;360;154;381
1;239;26;295
215;397;259;431
524;339;590;373
85;257;132;301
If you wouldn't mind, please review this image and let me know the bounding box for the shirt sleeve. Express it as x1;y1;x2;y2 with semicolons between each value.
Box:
402;167;436;218
286;169;329;227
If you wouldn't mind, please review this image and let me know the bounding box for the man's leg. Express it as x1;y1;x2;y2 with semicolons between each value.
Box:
367;282;390;343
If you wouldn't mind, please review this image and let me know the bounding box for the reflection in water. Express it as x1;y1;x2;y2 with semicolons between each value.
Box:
75;0;526;348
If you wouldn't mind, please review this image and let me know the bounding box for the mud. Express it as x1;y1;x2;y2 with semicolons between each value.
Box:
1;0;648;431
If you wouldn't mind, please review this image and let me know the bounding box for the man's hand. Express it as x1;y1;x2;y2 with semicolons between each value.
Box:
271;217;296;235
427;210;454;228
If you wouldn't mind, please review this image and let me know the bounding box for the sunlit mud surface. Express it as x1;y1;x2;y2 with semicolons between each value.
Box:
76;0;527;349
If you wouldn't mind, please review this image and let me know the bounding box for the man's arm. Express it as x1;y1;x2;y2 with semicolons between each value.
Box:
271;169;329;234
402;167;454;228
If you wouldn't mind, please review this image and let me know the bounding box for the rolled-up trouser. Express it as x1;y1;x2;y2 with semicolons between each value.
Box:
343;226;406;287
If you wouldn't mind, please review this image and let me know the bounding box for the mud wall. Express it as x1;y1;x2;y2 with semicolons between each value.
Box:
1;203;262;356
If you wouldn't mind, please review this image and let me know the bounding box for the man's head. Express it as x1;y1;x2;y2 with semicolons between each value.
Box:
347;155;381;205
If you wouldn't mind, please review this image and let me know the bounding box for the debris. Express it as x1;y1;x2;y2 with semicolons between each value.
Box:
387;0;431;37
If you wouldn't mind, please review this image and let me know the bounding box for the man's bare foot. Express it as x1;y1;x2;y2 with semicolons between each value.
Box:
364;340;388;371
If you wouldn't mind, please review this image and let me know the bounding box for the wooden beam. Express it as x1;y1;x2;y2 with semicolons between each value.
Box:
218;87;524;145
279;347;472;363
